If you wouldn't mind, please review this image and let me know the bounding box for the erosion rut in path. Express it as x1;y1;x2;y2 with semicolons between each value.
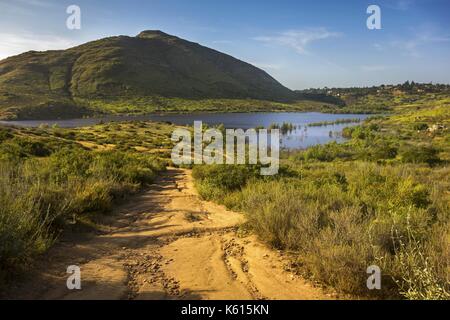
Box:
6;168;334;300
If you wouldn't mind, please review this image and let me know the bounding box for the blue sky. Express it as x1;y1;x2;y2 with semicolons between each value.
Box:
0;0;449;89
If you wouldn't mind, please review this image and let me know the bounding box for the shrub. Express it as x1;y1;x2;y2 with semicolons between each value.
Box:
391;225;449;300
0;141;25;161
302;142;352;162
0;128;12;143
193;164;260;193
412;123;429;131
361;139;398;160
400;144;440;166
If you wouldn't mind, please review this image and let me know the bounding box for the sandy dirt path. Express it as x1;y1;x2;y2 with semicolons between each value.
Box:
5;168;334;300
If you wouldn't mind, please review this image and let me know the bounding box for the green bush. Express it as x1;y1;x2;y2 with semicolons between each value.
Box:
301;142;353;162
0;128;12;142
362;139;398;160
391;225;449;300
193;164;260;193
412;123;429;131
400;144;440;166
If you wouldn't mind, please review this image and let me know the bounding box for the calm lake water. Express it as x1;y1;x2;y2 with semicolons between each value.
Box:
0;112;371;149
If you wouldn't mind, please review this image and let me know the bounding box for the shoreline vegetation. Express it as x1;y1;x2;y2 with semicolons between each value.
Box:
268;122;297;134
0;83;449;300
2;82;448;121
307;118;362;127
0;97;350;122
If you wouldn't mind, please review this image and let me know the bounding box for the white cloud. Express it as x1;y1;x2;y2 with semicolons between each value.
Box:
16;0;55;7
0;33;80;60
253;28;341;55
391;30;450;57
0;0;56;15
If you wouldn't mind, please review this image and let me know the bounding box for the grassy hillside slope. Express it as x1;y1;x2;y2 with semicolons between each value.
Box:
0;30;298;120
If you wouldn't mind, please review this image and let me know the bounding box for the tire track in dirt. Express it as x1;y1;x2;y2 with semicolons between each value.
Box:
5;168;335;300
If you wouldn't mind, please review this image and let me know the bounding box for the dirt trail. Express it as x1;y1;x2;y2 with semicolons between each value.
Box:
6;168;334;300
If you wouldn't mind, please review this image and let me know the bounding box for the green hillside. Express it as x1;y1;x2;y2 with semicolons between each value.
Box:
0;30;297;120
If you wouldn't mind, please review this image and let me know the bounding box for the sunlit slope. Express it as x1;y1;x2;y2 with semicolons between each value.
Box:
0;30;295;119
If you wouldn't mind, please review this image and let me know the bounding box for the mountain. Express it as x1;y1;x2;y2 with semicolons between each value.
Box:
0;30;296;120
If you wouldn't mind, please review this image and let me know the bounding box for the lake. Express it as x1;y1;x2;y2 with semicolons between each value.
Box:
0;112;371;149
